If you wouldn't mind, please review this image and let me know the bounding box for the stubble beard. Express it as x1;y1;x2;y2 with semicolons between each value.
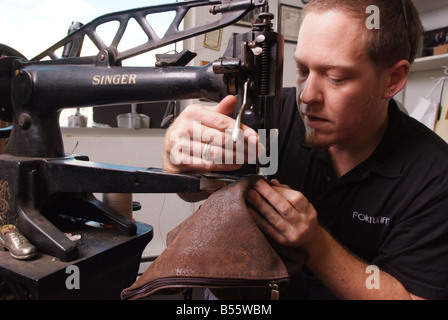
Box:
302;92;382;151
304;125;333;150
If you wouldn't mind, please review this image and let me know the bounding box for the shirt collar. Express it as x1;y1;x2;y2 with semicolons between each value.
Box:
363;100;405;179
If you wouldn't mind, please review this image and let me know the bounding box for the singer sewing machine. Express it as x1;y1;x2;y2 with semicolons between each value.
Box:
0;0;283;294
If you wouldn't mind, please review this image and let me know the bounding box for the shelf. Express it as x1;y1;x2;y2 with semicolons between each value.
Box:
411;53;448;73
413;0;447;12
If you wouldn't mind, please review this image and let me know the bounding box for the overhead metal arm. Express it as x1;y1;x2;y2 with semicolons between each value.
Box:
32;0;268;63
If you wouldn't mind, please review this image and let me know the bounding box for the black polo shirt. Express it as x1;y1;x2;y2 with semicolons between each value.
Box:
274;87;448;300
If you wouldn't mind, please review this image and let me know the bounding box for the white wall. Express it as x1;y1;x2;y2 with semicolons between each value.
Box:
420;6;448;31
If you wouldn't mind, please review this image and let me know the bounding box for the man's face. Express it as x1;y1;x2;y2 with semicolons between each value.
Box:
294;10;388;150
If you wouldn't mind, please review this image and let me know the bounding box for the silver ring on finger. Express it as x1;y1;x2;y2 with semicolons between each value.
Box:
202;143;212;161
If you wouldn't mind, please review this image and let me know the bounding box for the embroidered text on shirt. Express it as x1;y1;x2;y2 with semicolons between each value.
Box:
352;211;390;225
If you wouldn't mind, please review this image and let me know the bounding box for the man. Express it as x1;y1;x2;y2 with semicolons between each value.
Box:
163;0;448;300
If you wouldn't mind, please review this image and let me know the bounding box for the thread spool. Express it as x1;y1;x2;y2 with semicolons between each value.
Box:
103;193;133;220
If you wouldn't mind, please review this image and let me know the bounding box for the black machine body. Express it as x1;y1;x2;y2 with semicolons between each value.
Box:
0;0;283;261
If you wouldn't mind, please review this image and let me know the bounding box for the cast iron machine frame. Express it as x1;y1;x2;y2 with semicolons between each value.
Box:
0;0;283;262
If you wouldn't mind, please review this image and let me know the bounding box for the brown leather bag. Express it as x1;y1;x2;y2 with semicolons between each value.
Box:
121;176;307;300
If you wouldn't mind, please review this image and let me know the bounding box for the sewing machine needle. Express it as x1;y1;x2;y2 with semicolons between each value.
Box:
232;81;250;143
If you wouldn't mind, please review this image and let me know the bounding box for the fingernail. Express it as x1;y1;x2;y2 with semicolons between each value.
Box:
253;179;264;188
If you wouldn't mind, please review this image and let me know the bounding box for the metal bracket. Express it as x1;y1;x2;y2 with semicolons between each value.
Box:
32;0;268;64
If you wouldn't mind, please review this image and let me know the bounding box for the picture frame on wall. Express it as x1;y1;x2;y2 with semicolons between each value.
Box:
279;4;302;43
203;29;222;51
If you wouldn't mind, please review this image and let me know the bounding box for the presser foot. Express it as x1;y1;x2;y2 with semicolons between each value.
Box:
45;192;137;236
16;193;137;262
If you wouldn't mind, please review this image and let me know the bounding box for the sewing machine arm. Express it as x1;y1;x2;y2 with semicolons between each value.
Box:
0;0;283;261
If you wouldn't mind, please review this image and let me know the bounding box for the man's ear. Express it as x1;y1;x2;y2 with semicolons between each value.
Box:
383;60;411;100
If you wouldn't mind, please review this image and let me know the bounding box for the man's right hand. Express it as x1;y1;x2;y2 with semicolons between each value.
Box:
163;95;261;173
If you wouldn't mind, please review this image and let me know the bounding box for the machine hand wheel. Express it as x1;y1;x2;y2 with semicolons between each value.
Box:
0;44;27;137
